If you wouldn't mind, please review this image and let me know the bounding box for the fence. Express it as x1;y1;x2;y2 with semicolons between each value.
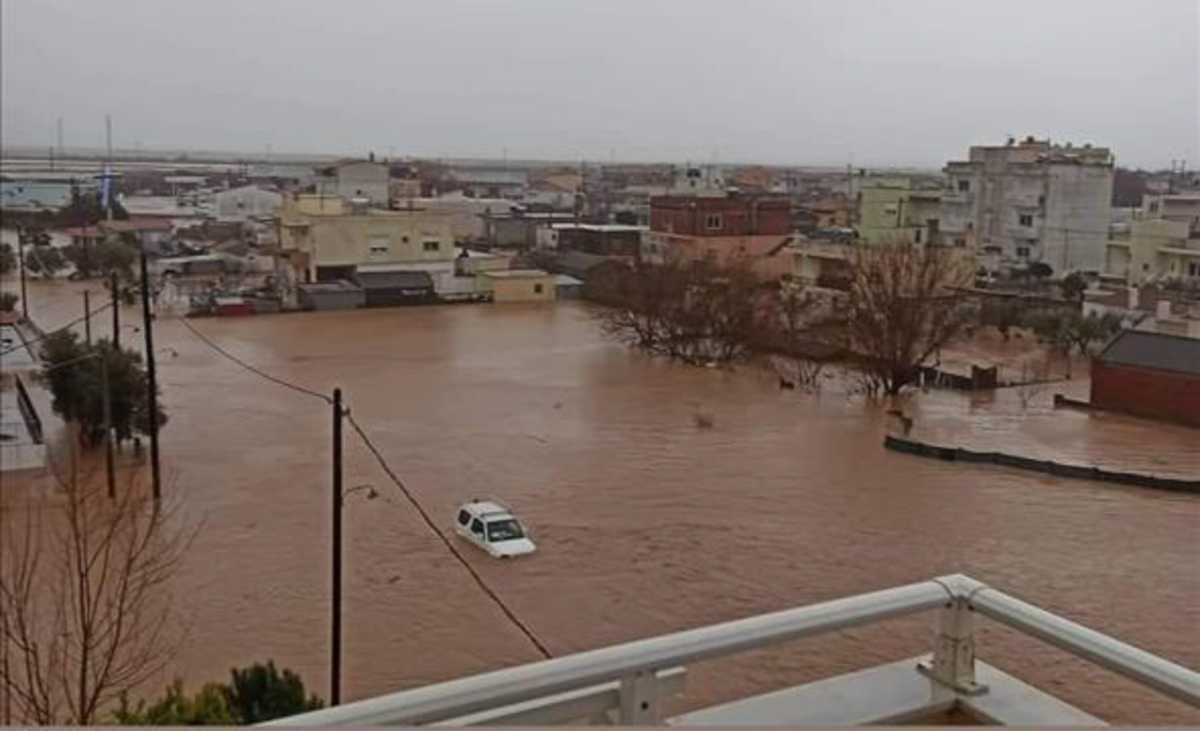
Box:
264;574;1199;726
884;435;1198;492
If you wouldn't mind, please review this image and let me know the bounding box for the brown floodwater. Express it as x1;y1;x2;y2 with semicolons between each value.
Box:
6;277;1200;723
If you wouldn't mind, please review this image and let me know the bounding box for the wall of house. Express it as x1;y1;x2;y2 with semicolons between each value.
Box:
214;186;283;221
1090;362;1200;426
281;209;454;281
649;196;791;237
1042;163;1113;273
488;276;555;303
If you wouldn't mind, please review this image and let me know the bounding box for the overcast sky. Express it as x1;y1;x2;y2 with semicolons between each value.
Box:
2;0;1197;168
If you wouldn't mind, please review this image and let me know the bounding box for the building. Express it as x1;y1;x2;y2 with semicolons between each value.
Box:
480;269;556;303
315;160;390;206
942;137;1114;276
1083;286;1200;339
449;167;528;199
1090;329;1200;426
856;177;943;246
0;374;47;473
795;196;851;232
1105;193;1200;284
278;195;456;295
398;195;521;244
1;175;97;213
643;194;794;279
213;185;283;222
541;223;645;256
62;217;174;252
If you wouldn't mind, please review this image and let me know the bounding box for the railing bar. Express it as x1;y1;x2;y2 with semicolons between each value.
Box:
265;580;949;726
971;589;1200;709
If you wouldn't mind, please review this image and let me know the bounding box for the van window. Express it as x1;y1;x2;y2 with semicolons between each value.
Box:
471;519;484;535
457;510;471;526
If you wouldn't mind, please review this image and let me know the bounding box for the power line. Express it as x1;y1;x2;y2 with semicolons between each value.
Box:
345;412;553;660
0;300;115;357
177;316;553;660
176;316;332;403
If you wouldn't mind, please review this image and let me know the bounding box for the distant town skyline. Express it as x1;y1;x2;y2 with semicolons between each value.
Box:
2;0;1196;170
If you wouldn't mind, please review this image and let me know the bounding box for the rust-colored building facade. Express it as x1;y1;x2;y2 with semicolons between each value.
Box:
1090;330;1200;426
649;195;792;237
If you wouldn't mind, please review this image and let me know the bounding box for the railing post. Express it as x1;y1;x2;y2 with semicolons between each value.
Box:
920;598;987;695
618;670;662;724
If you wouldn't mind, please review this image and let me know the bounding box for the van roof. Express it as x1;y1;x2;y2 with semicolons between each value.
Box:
460;500;513;519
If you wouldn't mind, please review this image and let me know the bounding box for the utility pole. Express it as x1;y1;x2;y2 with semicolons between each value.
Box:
102;354;115;499
16;228;28;318
105;114;114;222
111;271;121;349
331;386;344;707
139;248;161;501
83;290;92;345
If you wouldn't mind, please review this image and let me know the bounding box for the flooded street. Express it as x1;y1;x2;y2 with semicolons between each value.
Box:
7;278;1200;723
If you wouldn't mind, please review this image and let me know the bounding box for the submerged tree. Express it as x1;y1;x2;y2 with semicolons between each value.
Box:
0;474;188;724
39;331;168;448
589;254;771;366
843;241;972;395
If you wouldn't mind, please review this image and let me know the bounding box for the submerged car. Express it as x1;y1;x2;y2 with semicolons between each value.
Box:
454;500;536;558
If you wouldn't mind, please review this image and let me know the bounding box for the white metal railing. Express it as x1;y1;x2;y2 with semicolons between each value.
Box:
265;574;1200;726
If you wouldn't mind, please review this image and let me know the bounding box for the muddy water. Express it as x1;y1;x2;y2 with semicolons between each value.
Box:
9;278;1200;723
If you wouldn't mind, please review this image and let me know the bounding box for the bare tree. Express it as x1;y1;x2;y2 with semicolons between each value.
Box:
0;466;189;725
764;282;829;392
589;254;770;366
843;242;972;395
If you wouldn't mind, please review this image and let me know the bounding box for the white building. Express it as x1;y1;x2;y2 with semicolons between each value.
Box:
942;137;1114;276
213;185;283;222
315;160;390;206
278;195;457;294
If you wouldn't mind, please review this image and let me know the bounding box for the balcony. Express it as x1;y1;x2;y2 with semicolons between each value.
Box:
265;575;1199;727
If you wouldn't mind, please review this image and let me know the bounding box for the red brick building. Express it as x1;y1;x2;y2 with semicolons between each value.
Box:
649;195;792;237
1090;330;1200;426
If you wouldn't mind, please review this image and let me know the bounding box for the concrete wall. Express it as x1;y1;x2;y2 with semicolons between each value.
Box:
316;162;389;205
280;208;455;281
214;186;283;221
1042;163;1112;273
1091;361;1200;426
487;274;556;303
650;196;792;237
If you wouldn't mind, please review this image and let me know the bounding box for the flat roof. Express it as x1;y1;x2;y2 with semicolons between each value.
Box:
480;269;552;279
1098;329;1200;376
548;223;646;233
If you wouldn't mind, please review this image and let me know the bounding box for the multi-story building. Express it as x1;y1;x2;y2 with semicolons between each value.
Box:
856;177;943;246
315;160;390;207
212;185;283;222
1106;193;1200;283
941;137;1114;276
643;193;794;280
278;195;456;296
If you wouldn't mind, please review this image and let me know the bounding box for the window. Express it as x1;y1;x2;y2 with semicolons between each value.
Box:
457;511;471;526
954;237;967;248
957;180;970;192
914;229;922;243
533;283;544;294
423;240;440;252
1149;202;1160;214
402;235;410;243
470;519;484;535
369;245;388;256
1016;246;1030;258
705;213;723;230
486;519;525;541
1019;214;1034;227
1188;262;1200;277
